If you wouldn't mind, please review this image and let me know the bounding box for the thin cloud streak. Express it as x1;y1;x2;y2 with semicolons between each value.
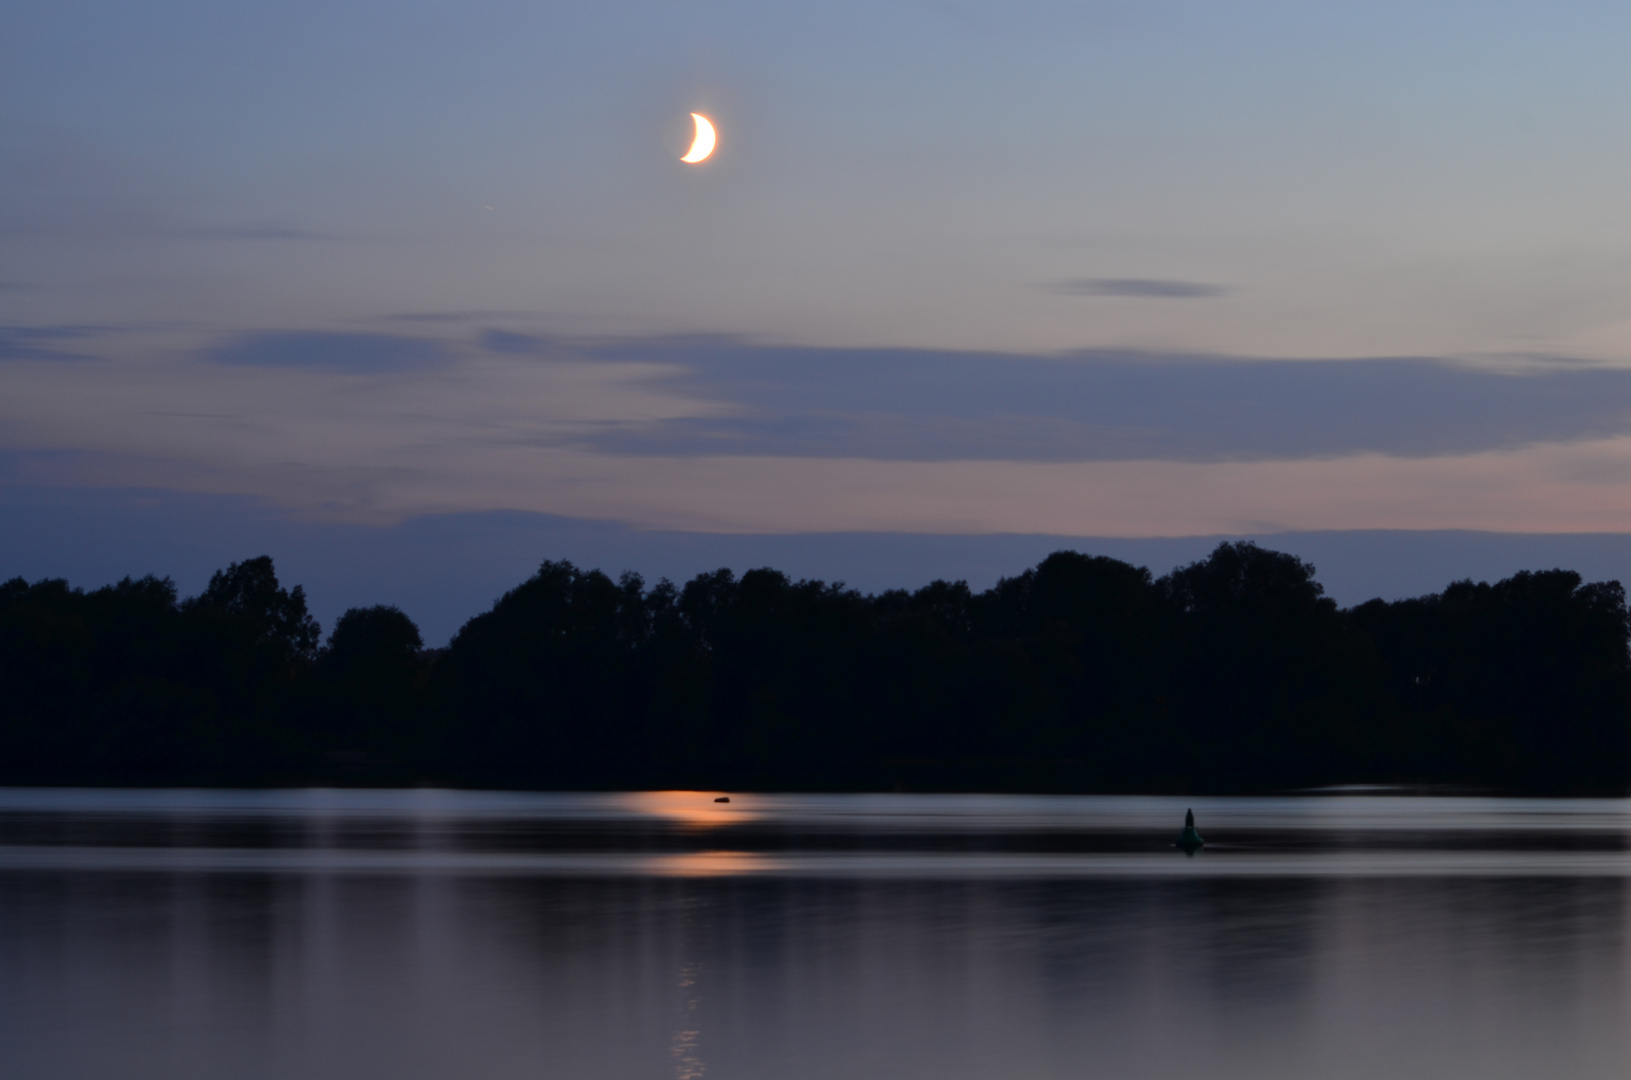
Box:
1046;278;1232;298
184;224;349;242
0;326;100;362
16;437;1631;537
397;442;1631;536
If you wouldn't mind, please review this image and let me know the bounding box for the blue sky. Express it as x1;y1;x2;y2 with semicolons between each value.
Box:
6;1;1631;636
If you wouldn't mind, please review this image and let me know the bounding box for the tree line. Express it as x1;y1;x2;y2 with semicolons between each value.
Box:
3;542;1628;792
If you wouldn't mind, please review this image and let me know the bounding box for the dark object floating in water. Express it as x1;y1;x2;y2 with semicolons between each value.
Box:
1176;808;1204;852
714;796;730;803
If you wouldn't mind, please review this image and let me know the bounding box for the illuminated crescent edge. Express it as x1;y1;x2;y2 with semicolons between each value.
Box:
681;113;716;163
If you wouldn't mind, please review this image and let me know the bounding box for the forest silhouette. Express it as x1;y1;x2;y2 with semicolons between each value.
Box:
3;543;1629;792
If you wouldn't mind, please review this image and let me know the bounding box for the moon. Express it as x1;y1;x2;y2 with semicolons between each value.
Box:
680;113;716;163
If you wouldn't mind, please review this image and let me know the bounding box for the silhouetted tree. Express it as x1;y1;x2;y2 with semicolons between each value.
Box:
1352;569;1631;788
1159;542;1381;789
184;555;321;663
308;605;427;774
430;561;657;785
5;544;1631;791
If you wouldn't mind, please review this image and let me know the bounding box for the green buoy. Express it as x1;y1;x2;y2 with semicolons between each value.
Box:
1176;808;1204;852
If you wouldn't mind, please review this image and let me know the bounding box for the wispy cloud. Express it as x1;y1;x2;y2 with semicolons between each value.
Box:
207;332;456;373
1045;278;1231;298
0;325;100;362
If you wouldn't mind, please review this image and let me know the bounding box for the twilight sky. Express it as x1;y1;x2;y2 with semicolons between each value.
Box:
7;0;1631;634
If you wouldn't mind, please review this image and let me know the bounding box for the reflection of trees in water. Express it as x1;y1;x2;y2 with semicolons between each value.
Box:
5;861;1631;1080
477;874;1631;1077
1019;877;1323;1007
472;876;1330;1076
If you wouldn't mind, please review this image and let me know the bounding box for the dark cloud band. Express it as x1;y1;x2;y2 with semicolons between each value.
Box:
541;336;1631;463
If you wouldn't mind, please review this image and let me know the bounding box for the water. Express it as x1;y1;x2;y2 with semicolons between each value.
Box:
3;790;1631;1080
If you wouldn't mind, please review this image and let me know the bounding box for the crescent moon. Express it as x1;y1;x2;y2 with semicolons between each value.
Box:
680;113;716;163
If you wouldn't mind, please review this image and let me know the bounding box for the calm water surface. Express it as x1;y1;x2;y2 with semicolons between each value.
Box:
3;789;1631;1079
